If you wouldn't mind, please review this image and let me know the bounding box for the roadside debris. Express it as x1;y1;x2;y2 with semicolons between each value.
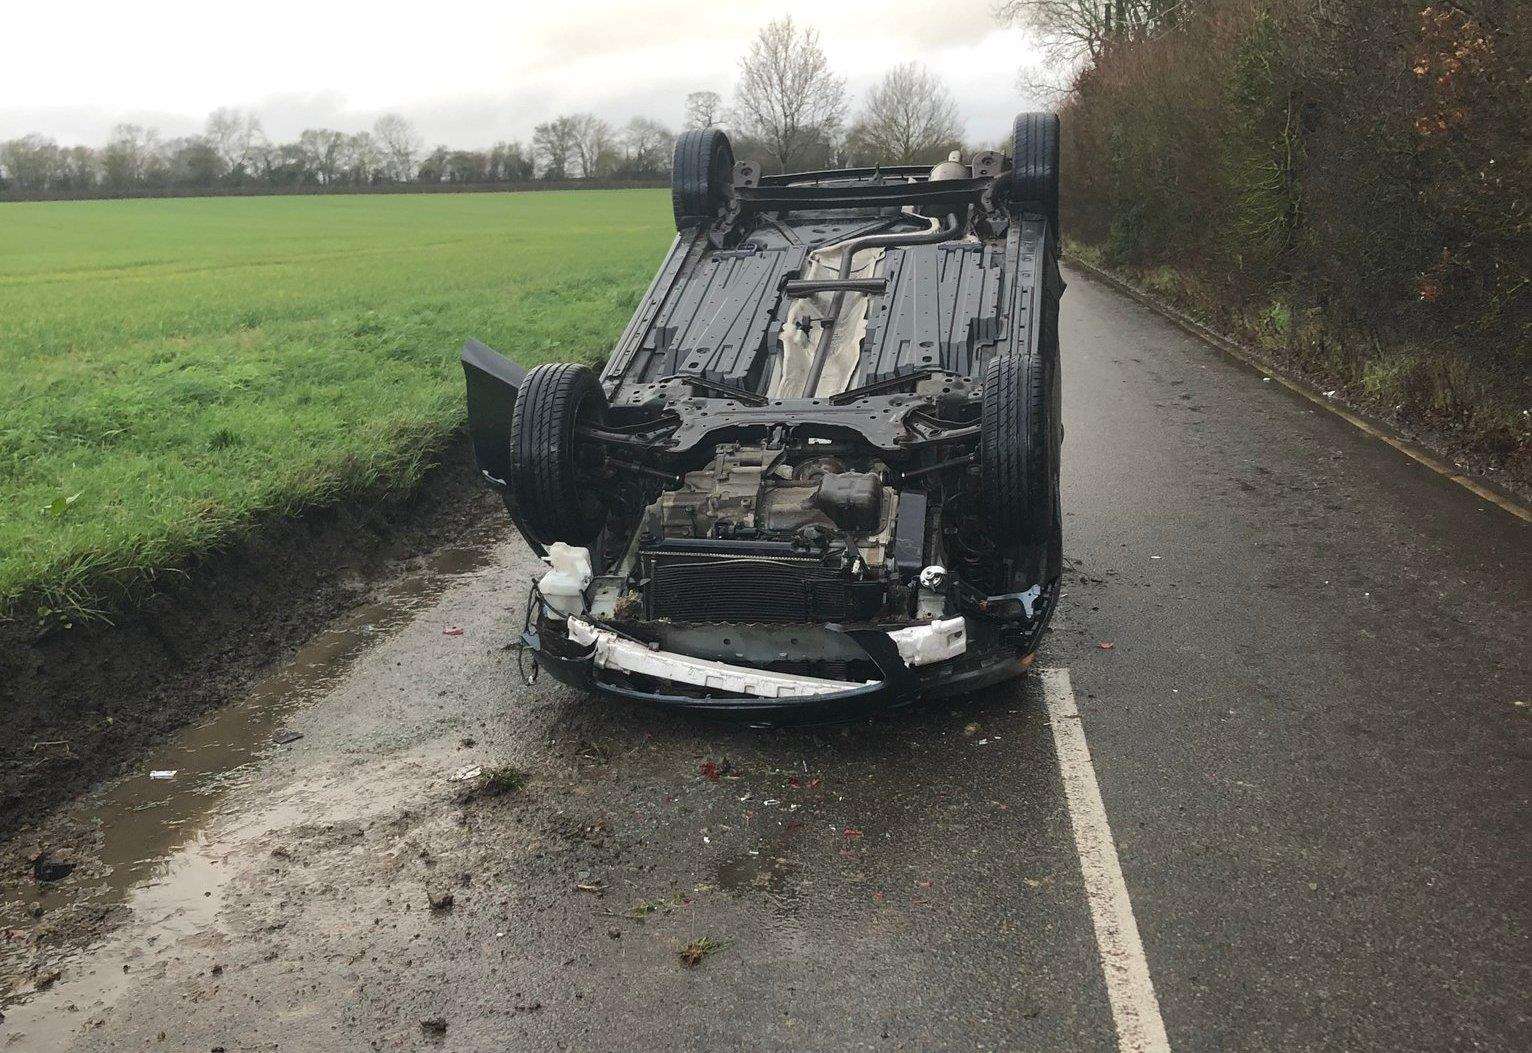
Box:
271;729;303;745
442;626;464;636
31;849;76;883
479;765;526;796
599;901;661;923
1097;642;1115;651
149;769;177;779
448;765;483;783
678;936;730;969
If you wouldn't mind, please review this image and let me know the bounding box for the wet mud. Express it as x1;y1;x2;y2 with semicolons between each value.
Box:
0;437;497;836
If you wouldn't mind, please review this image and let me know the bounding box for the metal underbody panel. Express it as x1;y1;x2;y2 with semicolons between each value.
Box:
600;213;1055;410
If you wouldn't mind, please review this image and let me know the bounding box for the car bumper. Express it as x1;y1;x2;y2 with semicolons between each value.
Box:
523;615;1034;723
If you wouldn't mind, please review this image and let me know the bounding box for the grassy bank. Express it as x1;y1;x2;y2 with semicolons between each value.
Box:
0;190;673;623
1065;237;1528;490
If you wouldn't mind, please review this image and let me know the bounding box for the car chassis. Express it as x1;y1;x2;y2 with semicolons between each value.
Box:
462;114;1066;721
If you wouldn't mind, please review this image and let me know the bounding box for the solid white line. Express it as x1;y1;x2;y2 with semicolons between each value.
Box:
1043;667;1172;1053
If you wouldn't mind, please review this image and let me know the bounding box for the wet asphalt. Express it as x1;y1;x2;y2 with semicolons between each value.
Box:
3;266;1527;1051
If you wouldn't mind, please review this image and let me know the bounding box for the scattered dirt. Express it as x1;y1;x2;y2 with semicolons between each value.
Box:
0;434;501;839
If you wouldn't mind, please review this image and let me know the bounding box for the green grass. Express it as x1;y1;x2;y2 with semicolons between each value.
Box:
0;190;674;622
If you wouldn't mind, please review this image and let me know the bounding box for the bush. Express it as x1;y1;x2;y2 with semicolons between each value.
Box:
1059;0;1529;474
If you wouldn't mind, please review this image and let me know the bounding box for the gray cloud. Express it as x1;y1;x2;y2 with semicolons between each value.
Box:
0;2;1040;148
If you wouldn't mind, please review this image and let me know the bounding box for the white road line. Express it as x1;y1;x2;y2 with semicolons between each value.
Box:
1043;666;1172;1053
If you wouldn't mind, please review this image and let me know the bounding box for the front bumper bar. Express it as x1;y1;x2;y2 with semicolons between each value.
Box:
524;616;1027;723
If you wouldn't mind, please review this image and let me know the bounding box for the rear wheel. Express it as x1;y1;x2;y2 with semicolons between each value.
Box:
1009;112;1060;236
507;363;607;547
671;128;735;231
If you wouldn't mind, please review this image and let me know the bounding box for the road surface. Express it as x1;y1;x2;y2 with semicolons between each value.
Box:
3;266;1527;1051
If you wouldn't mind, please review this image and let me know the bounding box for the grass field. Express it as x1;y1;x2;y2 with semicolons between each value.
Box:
0;190;673;621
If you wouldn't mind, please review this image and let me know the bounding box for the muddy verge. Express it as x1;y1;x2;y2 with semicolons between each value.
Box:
0;434;501;838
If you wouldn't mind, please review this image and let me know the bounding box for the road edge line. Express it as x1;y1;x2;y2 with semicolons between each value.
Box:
1042;667;1172;1053
1063;255;1530;524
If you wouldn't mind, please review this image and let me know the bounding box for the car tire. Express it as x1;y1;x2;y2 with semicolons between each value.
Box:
1009;112;1060;236
507;362;607;547
671;127;735;231
980;353;1051;544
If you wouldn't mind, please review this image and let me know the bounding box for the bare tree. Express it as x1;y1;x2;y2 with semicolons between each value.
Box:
204;108;264;175
341;132;382;185
373;114;422;181
568;114;615;179
298;129;347;185
100;124;159;188
845;63;963;164
685;91;724;129
995;0;1183;65
532;116;580;179
732;16;847;171
619;117;675;176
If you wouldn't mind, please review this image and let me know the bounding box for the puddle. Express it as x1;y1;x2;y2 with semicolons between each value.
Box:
716;821;803;915
0;532;499;1043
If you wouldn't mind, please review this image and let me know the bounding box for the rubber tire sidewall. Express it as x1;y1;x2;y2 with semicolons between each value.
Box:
1010;112;1060;235
671;128;735;231
980;353;1050;547
507;363;607;548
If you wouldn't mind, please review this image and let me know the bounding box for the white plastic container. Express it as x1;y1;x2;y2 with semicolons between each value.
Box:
538;543;592;617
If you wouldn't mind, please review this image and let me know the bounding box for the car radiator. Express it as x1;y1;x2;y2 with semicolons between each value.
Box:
640;540;884;623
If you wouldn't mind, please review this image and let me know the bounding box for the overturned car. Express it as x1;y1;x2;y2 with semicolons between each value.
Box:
462;113;1065;719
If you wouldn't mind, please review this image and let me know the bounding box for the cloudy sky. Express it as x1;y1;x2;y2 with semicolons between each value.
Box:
3;1;1044;148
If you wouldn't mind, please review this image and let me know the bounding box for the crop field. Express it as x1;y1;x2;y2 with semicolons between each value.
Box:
0;189;673;620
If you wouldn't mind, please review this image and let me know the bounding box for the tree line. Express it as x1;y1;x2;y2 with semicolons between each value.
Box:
1;15;974;198
1005;0;1528;471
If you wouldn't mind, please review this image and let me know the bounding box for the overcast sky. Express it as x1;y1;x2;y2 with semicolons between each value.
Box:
2;1;1044;148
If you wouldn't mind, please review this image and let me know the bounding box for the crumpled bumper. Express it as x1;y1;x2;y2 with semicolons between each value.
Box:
523;615;1028;723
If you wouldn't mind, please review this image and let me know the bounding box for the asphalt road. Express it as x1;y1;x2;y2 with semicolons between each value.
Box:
4;266;1527;1051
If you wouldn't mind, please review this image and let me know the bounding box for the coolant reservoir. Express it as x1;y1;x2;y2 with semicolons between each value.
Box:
539;543;592;617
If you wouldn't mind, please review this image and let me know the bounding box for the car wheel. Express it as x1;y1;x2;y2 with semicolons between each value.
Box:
1009;112;1060;237
671;127;735;231
507;363;608;547
980;353;1051;544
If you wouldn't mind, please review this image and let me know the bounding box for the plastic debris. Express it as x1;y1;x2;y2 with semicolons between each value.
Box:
272;729;303;745
448;765;483;782
150;770;177;779
442;626;464;636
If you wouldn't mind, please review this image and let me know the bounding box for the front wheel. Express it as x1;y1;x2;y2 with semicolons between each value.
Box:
507;363;608;547
979;353;1052;545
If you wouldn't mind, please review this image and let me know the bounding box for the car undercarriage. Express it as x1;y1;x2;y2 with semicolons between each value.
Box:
462;113;1066;720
